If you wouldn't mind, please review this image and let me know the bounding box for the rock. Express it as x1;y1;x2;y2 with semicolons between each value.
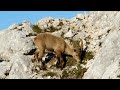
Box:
8;24;19;30
76;14;85;20
0;29;35;57
0;25;36;79
64;30;77;38
52;19;60;27
51;30;64;37
17;26;24;30
22;21;36;35
84;59;94;69
35;17;53;29
0;61;12;79
102;57;120;79
6;53;33;79
23;20;30;23
83;30;120;79
73;31;86;41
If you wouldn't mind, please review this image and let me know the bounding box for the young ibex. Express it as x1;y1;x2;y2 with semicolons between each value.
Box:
33;33;83;70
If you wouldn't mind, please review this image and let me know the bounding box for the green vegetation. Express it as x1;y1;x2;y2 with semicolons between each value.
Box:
117;75;120;78
61;50;92;79
61;70;68;79
81;51;94;65
83;51;94;61
61;64;87;79
32;25;61;33
32;25;41;33
42;72;58;77
66;57;77;66
14;27;17;29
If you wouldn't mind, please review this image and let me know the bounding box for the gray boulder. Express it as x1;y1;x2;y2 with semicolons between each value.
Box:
0;23;35;79
6;53;33;79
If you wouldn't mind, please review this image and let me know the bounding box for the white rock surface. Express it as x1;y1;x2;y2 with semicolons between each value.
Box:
64;30;76;38
0;22;35;79
83;30;120;79
0;61;12;79
22;21;35;35
7;53;33;79
0;29;35;56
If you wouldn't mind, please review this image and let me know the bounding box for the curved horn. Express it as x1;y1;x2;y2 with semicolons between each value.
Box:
79;38;83;50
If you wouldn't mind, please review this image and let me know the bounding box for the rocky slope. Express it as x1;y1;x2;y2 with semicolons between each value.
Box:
0;11;120;79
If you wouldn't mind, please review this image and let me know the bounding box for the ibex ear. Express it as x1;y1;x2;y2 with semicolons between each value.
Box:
68;39;72;45
70;41;73;45
68;40;74;48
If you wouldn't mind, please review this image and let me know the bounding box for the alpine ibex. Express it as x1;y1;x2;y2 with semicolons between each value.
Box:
33;33;83;70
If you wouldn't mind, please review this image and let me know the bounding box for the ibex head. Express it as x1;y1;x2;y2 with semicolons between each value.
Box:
68;39;83;63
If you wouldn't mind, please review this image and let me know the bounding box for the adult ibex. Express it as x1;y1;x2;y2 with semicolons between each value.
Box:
33;33;83;70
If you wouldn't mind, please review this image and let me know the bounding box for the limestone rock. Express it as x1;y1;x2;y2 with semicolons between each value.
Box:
7;53;33;79
22;21;35;35
0;24;35;79
0;29;35;57
83;30;120;79
0;61;12;79
64;30;77;38
8;24;19;30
